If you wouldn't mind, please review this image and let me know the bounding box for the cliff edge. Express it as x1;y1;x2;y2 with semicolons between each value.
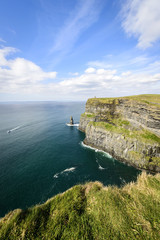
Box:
0;173;160;239
79;94;160;172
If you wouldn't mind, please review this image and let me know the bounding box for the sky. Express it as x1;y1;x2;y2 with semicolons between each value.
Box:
0;0;160;101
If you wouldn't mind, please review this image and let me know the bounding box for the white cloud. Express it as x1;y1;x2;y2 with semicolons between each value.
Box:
0;47;57;93
0;46;159;101
121;71;131;76
85;67;96;73
96;69;116;75
122;0;160;49
45;66;160;99
0;47;17;66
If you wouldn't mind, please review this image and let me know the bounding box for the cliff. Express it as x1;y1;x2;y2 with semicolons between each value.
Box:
79;94;160;172
0;172;160;239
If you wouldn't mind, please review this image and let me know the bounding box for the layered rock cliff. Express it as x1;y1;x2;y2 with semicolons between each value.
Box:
79;95;160;172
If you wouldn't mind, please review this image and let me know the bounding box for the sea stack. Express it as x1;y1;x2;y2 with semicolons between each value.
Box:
70;116;74;125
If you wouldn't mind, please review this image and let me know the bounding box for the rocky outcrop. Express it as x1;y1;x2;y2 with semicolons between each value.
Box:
70;116;74;125
79;115;95;132
79;95;160;172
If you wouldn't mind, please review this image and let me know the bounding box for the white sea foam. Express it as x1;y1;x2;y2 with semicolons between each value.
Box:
81;141;112;159
62;167;76;173
66;123;79;127
53;173;59;178
99;165;106;170
7;126;21;133
96;159;106;170
53;167;76;178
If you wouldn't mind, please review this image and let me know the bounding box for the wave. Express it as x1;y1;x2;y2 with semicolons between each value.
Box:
7;126;21;133
96;159;107;170
99;165;106;170
62;167;76;173
53;173;59;178
53;167;76;178
81;141;113;159
66;123;79;127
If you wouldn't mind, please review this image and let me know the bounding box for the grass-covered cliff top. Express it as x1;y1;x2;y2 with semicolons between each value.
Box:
87;94;160;107
0;172;160;240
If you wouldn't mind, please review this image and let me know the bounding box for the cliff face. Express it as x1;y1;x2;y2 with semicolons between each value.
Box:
79;115;96;132
79;95;160;172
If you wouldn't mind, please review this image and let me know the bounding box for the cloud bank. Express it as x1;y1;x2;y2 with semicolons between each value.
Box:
0;46;159;101
122;0;160;49
0;47;57;94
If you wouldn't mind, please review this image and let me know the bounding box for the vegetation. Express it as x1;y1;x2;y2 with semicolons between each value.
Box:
146;156;160;167
89;120;160;145
81;113;95;118
81;94;160;170
128;151;143;163
87;94;160;107
0;172;160;239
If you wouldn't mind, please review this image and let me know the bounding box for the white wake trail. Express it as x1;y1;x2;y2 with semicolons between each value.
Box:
53;167;76;178
62;167;76;173
7;126;21;133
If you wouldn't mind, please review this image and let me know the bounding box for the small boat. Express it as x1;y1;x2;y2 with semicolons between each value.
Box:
7;130;11;133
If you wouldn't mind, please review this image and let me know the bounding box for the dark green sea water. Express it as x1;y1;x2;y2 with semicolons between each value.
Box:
0;102;140;217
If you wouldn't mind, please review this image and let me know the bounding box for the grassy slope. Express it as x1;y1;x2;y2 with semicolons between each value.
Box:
0;173;160;239
87;94;160;107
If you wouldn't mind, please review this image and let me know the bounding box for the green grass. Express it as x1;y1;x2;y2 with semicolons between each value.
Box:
89;120;160;144
81;113;95;118
128;151;143;163
147;156;160;167
141;131;160;143
87;94;160;107
0;173;160;239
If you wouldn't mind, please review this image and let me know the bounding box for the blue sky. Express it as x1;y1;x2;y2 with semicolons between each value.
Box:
0;0;160;101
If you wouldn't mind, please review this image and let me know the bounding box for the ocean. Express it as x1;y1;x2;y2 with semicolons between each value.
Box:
0;102;140;217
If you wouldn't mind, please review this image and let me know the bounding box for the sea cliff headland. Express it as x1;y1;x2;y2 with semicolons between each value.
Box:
0;95;160;239
79;94;160;172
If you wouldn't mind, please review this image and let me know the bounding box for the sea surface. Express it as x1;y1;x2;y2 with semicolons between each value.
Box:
0;102;140;217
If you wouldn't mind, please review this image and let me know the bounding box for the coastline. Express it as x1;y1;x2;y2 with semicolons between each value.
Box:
79;95;160;173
